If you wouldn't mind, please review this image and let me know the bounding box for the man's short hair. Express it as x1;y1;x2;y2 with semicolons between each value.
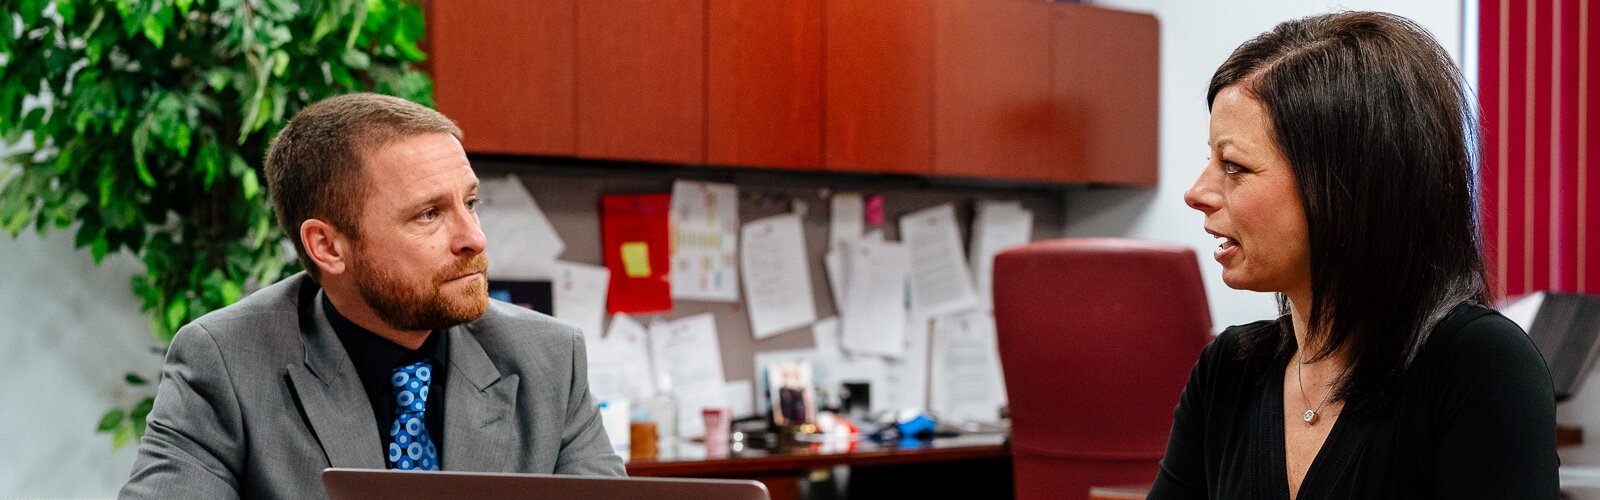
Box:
264;93;463;279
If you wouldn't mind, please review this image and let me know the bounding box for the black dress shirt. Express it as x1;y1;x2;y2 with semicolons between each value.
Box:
322;294;450;466
1149;302;1558;499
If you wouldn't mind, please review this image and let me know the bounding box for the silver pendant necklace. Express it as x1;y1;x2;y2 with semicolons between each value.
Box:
1295;359;1331;425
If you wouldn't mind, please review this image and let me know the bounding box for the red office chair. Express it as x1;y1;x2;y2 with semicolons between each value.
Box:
993;238;1212;500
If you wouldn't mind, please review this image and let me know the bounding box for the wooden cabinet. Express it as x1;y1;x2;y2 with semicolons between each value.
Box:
430;0;575;156
576;0;706;165
1053;5;1159;186
822;0;934;174
707;1;823;170
932;0;1055;181
428;1;1159;186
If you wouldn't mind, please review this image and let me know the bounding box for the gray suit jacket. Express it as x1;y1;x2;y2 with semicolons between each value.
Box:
120;272;625;499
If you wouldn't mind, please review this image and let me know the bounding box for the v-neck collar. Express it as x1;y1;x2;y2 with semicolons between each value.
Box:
1266;351;1377;500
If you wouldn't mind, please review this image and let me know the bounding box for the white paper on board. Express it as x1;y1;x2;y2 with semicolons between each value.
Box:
478;174;564;280
553;261;610;343
670;180;741;302
829;192;864;251
929;310;1008;423
588;313;656;405
838;238;909;358
646;313;730;439
901;203;979;318
739;213;818;339
969;201;1033;310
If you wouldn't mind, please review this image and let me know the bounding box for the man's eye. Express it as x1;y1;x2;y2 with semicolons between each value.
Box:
418;208;438;221
466;198;481;212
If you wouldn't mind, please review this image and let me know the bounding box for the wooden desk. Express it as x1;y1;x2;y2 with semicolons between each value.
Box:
627;433;1011;500
1090;483;1153;500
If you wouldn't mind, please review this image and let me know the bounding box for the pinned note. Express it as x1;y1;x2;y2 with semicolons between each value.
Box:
553;261;610;343
621;242;652;277
601;194;672;313
588;314;656;405
901;204;979;318
671;180;741;302
478;175;565;280
838;238;910;358
647;313;730;439
969;201;1033;310
829;192;864;251
864;194;886;226
740;213;818;339
929;310;1007;423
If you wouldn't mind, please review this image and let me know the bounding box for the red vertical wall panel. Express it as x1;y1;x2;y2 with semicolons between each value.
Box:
1480;0;1599;298
1480;0;1503;296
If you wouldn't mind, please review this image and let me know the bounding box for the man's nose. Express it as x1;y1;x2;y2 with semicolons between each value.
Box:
453;208;487;256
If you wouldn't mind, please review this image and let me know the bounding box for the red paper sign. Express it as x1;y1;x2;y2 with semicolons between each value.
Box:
601;194;673;313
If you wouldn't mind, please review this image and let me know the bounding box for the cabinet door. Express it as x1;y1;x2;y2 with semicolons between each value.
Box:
576;0;706;165
431;0;575;156
1053;5;1159;186
823;0;933;174
932;0;1054;181
707;1;823;170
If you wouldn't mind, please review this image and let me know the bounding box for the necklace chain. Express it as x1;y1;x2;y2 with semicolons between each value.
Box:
1295;358;1332;425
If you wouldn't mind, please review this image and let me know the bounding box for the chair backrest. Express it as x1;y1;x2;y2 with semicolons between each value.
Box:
993;238;1212;500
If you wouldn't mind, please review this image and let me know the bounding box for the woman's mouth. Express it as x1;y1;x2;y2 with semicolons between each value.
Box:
1207;228;1240;262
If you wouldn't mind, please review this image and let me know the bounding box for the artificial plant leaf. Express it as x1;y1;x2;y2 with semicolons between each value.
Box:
97;408;125;432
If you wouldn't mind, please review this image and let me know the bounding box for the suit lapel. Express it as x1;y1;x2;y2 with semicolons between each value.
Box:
286;288;386;469
443;325;519;471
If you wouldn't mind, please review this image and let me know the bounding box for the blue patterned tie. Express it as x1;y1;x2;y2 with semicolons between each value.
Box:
386;359;439;471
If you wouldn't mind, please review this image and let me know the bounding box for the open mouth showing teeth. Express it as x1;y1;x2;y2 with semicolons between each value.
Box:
1218;238;1238;250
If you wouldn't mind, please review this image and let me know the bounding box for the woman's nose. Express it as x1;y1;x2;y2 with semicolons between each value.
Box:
1185;166;1221;214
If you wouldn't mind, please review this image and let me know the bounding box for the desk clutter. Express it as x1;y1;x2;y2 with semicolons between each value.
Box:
474;170;1051;457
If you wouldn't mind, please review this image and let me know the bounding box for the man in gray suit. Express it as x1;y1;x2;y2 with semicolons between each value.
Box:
121;93;625;499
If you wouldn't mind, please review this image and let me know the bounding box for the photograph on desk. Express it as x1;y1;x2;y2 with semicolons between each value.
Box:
764;360;818;429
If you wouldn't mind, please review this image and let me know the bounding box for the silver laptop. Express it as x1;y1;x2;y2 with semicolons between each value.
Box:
323;468;770;500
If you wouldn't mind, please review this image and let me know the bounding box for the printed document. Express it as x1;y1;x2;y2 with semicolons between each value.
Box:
838;238;910;358
901;204;979;318
588;313;656;405
829;192;864;251
969;201;1033;310
740;213;818;339
670;180;741;302
647;313;730;438
553;261;610;343
929;310;1007;423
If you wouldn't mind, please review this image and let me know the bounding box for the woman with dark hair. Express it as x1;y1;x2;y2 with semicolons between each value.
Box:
1152;11;1558;499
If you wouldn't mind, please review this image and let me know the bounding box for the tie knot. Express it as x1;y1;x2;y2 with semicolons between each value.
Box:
390;359;433;413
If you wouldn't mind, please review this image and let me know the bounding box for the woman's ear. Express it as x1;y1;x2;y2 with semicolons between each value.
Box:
301;219;351;277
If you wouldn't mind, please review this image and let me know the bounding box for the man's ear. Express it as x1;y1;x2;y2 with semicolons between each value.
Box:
301;219;351;276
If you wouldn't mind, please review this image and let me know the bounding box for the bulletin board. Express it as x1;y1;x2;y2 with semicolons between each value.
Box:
473;157;1067;399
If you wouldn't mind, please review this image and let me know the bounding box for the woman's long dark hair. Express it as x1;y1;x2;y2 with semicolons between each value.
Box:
1209;12;1491;410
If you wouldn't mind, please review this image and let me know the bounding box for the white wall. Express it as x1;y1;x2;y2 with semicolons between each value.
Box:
0;229;155;497
0;1;1469;497
1065;0;1465;330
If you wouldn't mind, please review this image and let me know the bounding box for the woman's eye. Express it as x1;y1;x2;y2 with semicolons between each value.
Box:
1222;161;1245;174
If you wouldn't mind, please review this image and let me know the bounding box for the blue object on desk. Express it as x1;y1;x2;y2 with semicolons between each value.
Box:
896;413;936;439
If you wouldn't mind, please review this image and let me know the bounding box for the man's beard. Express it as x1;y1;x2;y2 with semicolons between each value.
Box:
353;253;490;332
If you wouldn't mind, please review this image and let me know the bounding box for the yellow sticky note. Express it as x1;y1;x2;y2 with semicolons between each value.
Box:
621;241;652;278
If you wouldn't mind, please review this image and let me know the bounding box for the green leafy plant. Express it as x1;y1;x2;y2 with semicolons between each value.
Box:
0;0;434;448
